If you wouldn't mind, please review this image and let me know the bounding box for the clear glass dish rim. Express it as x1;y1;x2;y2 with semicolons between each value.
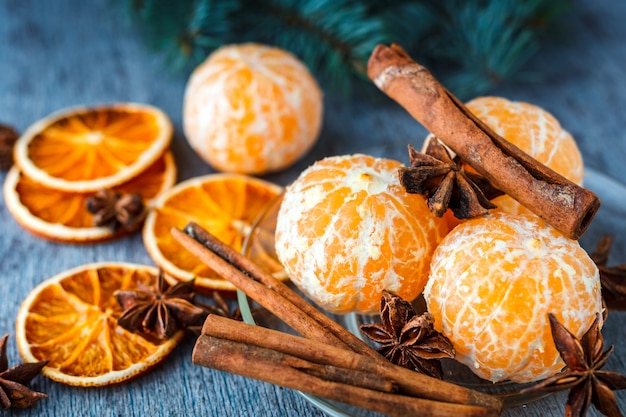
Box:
237;166;625;417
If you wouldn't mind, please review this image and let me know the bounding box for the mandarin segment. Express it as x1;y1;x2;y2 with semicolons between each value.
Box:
16;263;183;386
183;43;323;174
14;104;172;192
424;211;602;383
275;154;449;314
142;174;282;291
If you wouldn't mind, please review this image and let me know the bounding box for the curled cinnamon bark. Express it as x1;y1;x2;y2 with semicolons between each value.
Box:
175;223;503;412
193;316;502;417
368;44;600;240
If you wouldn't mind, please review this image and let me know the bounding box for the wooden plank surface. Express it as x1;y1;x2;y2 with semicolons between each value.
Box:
1;0;625;416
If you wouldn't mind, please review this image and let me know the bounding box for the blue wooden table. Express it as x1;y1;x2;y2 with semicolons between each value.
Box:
1;1;625;416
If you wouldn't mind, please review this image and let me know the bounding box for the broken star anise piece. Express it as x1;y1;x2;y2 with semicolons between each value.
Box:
0;123;19;171
86;189;145;231
399;138;503;219
360;291;454;379
188;291;243;335
521;313;626;417
591;234;626;310
0;334;47;410
115;270;208;341
201;291;242;321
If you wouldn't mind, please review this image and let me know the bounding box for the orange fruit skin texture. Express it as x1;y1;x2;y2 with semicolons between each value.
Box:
183;43;323;175
424;211;602;383
465;96;584;216
275;154;449;315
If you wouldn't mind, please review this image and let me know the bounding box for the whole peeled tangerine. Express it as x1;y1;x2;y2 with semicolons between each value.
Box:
465;96;584;216
183;43;323;175
424;211;603;383
274;154;449;315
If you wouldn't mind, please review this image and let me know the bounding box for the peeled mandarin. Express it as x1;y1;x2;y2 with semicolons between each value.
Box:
424;211;602;383
465;96;584;216
275;154;449;315
183;43;323;175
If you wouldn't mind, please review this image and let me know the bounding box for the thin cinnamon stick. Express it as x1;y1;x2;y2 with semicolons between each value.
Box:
367;43;600;240
171;227;350;351
199;314;503;411
195;333;396;394
179;222;377;358
174;224;503;412
194;334;499;417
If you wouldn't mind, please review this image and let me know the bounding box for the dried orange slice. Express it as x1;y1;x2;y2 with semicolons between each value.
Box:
14;103;172;192
15;263;184;386
142;174;282;291
4;151;176;243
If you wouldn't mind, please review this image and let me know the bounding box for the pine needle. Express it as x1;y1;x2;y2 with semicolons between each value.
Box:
123;0;571;97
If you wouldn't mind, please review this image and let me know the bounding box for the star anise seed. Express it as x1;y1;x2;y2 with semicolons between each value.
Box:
0;334;48;410
86;189;145;231
115;270;208;341
360;291;454;379
521;313;626;417
0;123;19;171
399;138;503;219
590;235;626;310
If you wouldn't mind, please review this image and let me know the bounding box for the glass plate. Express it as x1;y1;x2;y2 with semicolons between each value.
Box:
238;167;626;417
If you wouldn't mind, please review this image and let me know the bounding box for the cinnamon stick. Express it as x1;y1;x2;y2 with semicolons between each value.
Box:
194;334;498;417
198;314;503;411
195;335;396;395
178;222;377;357
171;227;350;351
367;43;600;240
174;224;503;412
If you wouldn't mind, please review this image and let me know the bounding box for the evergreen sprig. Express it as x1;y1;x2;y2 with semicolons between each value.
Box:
124;0;570;98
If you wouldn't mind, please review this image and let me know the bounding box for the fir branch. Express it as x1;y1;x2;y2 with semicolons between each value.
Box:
365;1;438;55
426;0;570;98
123;0;571;97
127;0;237;70
235;0;390;91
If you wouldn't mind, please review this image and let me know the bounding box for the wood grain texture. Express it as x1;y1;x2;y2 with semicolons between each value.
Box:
0;0;625;416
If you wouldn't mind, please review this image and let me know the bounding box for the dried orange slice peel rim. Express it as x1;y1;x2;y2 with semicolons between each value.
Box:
143;173;283;291
14;103;173;192
3;151;177;243
15;262;184;387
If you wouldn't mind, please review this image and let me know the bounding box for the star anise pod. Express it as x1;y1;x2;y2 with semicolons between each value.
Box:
399;137;503;218
360;291;454;379
590;235;626;310
86;189;145;231
0;334;47;410
188;291;243;335
115;270;208;341
202;291;242;320
521;313;626;417
0;123;19;171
